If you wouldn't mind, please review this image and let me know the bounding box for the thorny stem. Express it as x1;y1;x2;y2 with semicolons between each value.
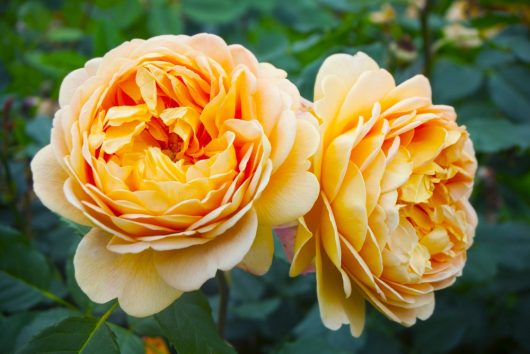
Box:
420;0;433;78
216;270;230;338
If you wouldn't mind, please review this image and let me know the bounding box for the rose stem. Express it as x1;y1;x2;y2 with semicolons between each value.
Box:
216;270;230;338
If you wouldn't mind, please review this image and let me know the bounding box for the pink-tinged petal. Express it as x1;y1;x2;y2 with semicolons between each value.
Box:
275;224;297;263
31;145;90;226
154;209;258;292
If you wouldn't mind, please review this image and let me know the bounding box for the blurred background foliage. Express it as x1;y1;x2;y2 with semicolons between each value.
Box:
1;0;530;353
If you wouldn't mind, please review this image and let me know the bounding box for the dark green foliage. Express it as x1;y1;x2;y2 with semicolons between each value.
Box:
17;316;120;354
1;0;529;353
156;292;237;354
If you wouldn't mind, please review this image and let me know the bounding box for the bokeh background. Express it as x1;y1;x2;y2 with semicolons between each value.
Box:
1;0;530;353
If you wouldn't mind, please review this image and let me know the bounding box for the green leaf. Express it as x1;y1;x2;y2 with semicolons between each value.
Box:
91;20;125;56
0;312;37;353
488;65;530;123
231;269;265;302
412;303;482;354
127;315;164;337
476;47;514;68
47;28;85;43
283;305;365;354
465;119;530;152
17;316;120;354
182;0;248;24
26;115;52;147
104;0;144;29
109;324;144;354
147;0;183;36
155;292;236;354
25;50;87;79
492;28;530;63
15;308;78;348
0;226;53;312
432;59;483;103
279;337;349;354
233;298;281;320
478;221;530;272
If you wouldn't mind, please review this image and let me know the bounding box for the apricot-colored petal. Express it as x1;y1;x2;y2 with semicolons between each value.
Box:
290;218;316;276
58;58;100;108
74;228;182;317
333;69;395;133
154;209;257;292
315;242;349;330
331;163;368;251
239;224;274;276
255;119;319;225
315;52;379;101
188;33;233;71
342;288;366;337
321;122;362;201
31;145;90;225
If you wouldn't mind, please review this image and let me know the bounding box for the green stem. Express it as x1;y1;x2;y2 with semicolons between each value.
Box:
41;288;78;311
216;271;230;338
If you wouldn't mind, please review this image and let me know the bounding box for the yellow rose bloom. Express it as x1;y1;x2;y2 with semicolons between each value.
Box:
289;53;477;336
31;33;319;317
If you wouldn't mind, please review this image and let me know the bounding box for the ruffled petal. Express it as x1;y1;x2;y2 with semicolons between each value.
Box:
31;145;90;225
154;209;258;292
74;228;182;317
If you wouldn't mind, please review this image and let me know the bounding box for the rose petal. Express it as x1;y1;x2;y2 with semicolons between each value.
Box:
31;145;90;225
154;208;258;292
239;224;274;275
74;228;182;317
254;119;319;225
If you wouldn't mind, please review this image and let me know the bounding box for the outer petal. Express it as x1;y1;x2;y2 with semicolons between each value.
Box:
58;58;100;108
254;119;319;225
314;52;379;101
239;224;274;275
74;228;182;317
315;241;349;330
31;145;90;226
154;209;258;292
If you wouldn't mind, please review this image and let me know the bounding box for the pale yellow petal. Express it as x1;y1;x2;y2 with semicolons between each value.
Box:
74;229;181;317
290;218;316;276
315;52;379;101
59;66;89;108
315;242;349;330
154;209;258;292
254;119;319;225
31;145;90;225
239;224;274;276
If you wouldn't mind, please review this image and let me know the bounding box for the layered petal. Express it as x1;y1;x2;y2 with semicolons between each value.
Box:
290;51;477;337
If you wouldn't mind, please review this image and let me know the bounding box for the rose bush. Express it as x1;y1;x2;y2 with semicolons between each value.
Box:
31;33;319;317
288;53;477;336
